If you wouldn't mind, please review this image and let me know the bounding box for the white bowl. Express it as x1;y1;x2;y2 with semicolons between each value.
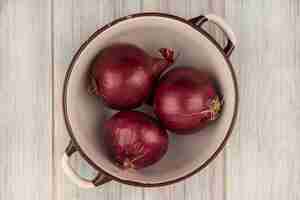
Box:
62;12;238;188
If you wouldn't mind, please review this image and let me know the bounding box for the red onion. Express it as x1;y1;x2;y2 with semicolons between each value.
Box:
153;67;223;134
104;111;169;169
89;43;174;110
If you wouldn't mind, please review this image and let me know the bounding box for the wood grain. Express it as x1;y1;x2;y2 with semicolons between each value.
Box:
0;0;52;200
53;0;228;200
53;0;116;199
2;0;300;199
186;2;226;199
225;0;300;199
53;0;143;200
142;1;226;200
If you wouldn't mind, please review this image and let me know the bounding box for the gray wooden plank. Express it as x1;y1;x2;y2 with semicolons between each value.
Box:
0;0;52;200
116;2;145;198
225;0;300;199
142;1;186;199
53;0;143;200
186;1;226;200
53;1;117;199
142;1;225;200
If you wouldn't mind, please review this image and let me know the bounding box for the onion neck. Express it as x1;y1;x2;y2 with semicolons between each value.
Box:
208;96;223;121
151;48;174;78
123;159;135;169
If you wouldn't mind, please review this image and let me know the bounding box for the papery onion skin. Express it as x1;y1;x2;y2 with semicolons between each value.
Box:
153;67;223;134
89;43;174;110
104;111;169;169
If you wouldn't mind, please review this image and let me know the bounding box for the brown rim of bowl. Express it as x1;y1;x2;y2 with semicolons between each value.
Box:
63;12;239;187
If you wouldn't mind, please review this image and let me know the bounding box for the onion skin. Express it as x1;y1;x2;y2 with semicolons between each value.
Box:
153;67;223;134
89;43;174;110
104;111;169;169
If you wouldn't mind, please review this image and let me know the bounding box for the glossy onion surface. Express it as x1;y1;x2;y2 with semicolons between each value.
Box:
90;43;174;110
154;67;223;134
105;111;169;169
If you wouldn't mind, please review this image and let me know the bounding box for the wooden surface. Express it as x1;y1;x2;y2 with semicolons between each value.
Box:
0;0;300;199
0;0;52;200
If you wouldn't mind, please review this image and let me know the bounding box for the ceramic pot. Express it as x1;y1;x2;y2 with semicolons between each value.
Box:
62;12;238;188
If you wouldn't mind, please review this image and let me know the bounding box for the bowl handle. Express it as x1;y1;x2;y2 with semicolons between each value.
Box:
62;141;111;188
189;14;237;57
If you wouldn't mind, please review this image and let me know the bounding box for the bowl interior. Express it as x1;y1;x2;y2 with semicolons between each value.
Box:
65;15;237;184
